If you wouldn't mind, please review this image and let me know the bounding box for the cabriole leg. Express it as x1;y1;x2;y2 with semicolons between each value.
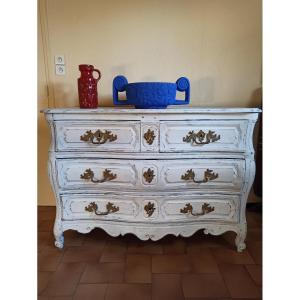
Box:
235;223;247;252
54;220;64;249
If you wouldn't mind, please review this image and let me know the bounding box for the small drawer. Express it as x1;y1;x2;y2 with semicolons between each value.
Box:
160;120;248;152
161;195;239;222
62;195;138;221
55;121;140;152
57;159;138;190
161;159;244;192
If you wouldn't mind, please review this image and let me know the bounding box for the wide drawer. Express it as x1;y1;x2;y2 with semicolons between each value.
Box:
55;121;140;152
57;158;244;192
160;120;248;152
61;194;239;223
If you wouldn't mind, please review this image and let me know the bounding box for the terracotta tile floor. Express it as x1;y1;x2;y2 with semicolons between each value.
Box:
38;205;262;300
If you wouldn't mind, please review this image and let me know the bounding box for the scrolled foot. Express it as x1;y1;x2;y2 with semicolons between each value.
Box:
236;241;246;252
235;225;247;252
54;235;64;249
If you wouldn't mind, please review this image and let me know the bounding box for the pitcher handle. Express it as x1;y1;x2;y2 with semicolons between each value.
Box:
174;77;190;105
93;69;102;82
113;75;128;105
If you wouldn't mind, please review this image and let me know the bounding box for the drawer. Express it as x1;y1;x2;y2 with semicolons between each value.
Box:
57;158;244;192
61;195;139;221
161;159;244;191
61;194;239;223
160;120;248;152
55;121;140;152
57;159;138;190
161;195;239;222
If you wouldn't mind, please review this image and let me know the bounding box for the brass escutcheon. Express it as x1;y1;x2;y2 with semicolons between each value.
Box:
181;168;218;184
85;201;119;216
143;129;156;145
180;202;215;216
143;168;155;183
80;129;117;144
80;168;117;183
144;202;156;217
183;130;220;145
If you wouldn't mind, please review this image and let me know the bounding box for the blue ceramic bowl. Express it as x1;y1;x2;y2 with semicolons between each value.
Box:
113;75;190;109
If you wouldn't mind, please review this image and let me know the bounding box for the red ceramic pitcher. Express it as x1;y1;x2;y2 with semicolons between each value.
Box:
78;64;101;108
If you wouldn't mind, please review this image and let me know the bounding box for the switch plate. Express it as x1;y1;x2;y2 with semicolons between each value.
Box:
55;64;66;75
55;55;65;65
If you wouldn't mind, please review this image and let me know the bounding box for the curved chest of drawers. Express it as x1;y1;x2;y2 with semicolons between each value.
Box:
44;107;260;252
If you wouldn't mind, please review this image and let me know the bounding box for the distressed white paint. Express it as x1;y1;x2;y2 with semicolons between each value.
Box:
44;107;260;251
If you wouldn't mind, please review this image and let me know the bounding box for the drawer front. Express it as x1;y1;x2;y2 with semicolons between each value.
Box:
62;195;139;221
161;195;239;222
57;159;138;190
161;159;244;191
55;121;140;152
160;120;248;152
57;158;244;192
61;194;239;223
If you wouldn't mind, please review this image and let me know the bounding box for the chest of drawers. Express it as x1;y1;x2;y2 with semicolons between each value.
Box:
44;107;260;252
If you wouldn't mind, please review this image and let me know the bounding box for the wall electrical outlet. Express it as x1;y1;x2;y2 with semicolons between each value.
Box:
55;64;66;75
55;55;65;64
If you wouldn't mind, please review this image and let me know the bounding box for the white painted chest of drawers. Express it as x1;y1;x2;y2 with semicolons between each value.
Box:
44;107;260;252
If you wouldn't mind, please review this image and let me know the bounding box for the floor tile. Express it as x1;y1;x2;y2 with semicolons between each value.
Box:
100;239;127;262
186;232;230;252
219;264;261;298
247;241;262;265
63;230;85;247
73;283;107;300
80;262;124;283
245;264;262;286
41;262;85;296
152;274;184;300
247;228;262;242
125;254;151;283
181;273;229;298
189;248;220;273
38;207;56;219
38;248;64;271
38;231;53;252
39;219;54;232
211;248;255;265
152;254;192;273
127;240;163;254
83;229;108;247
162;236;187;254
62;246;102;263
105;283;151;300
38;272;53;294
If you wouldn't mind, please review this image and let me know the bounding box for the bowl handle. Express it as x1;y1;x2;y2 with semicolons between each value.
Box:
113;75;128;105
174;77;190;105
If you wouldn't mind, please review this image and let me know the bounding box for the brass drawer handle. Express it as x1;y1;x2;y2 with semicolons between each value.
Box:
144;129;156;145
180;202;215;216
80;168;117;183
183;130;220;145
85;201;119;216
181;168;218;184
80;129;117;144
144;202;156;217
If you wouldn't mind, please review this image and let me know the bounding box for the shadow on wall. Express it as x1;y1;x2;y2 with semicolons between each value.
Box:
250;87;262;107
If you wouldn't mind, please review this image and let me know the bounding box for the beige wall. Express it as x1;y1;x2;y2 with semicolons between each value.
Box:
38;0;262;205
